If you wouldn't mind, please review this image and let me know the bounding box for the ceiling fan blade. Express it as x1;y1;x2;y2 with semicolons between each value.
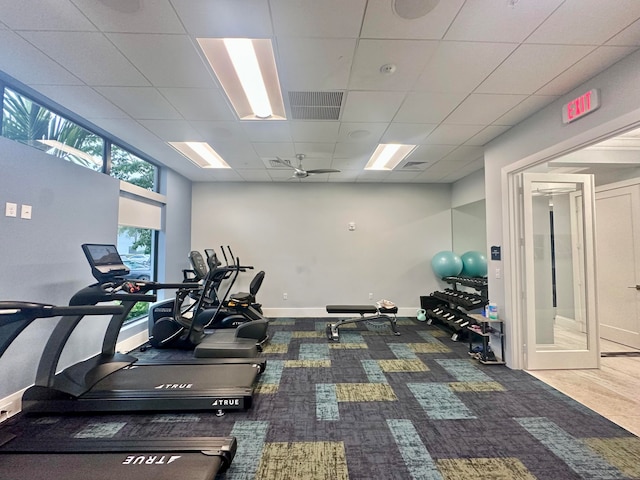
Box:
272;157;296;170
306;169;341;174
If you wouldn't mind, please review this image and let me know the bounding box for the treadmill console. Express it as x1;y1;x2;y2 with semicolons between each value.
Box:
82;243;129;282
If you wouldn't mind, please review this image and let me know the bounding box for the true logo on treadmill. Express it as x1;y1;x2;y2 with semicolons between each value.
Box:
212;398;241;407
154;383;193;389
122;455;182;465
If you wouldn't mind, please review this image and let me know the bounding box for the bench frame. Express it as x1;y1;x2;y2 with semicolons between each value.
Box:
325;304;400;341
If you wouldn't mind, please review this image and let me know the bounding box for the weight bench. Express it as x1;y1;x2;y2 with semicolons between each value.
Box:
325;304;400;341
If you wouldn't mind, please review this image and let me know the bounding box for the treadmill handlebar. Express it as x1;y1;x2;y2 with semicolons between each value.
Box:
0;301;124;322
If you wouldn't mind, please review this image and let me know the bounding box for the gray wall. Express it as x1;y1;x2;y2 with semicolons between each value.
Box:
191;182;452;315
0;137;119;398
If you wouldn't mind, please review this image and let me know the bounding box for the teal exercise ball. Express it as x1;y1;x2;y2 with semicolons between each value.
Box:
431;251;463;278
460;251;488;277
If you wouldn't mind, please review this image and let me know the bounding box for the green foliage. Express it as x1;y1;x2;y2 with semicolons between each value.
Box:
118;226;152;254
126;302;150;322
111;145;156;191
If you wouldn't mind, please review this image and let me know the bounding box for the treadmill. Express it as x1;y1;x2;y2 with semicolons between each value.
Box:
21;244;263;415
0;301;236;480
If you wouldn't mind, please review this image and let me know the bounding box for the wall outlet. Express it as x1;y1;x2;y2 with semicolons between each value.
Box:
5;202;17;217
283;292;288;300
21;204;32;219
369;292;373;300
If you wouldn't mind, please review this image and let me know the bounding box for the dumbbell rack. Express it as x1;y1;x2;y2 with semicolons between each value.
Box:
426;276;488;341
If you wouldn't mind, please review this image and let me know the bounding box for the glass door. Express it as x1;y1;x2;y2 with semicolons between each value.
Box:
522;173;599;370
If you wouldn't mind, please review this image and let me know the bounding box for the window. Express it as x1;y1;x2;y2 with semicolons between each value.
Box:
2;87;104;171
111;144;158;192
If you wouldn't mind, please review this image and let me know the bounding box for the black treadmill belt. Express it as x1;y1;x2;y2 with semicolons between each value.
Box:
93;363;259;391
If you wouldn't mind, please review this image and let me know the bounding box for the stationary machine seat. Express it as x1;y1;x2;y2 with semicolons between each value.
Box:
325;302;400;341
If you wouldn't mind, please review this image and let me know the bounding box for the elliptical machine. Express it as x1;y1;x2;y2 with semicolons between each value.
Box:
149;249;268;350
148;247;264;336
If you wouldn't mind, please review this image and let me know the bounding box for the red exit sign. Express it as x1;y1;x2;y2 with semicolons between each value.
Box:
562;89;600;124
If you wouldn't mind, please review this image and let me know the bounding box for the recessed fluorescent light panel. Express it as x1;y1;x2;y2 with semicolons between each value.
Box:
365;144;417;170
169;142;230;169
197;37;286;120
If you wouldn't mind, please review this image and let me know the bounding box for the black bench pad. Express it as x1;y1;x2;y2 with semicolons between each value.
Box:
326;305;398;315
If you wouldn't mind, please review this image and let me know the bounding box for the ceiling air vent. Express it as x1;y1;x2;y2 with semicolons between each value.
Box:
269;158;291;168
288;91;343;120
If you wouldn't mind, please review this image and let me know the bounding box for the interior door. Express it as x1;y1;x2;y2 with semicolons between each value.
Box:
522;173;599;370
595;183;640;349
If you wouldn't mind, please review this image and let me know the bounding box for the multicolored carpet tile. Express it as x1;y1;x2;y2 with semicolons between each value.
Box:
3;318;639;479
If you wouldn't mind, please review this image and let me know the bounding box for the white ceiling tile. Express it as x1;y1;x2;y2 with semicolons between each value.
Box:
241;122;293;143
108;34;213;88
536;46;638;96
34;85;128;119
607;18;640;46
381;123;437;144
414;42;518;93
394;92;467;123
72;0;184;33
439;145;484;164
444;94;527;125
211;142;262;168
465;125;512;146
0;0;97;30
0;30;83;86
494;95;559;126
337;123;387;143
348;39;438;91
341;91;405;123
138;119;202;141
526;0;640;45
292;143;336;160
252;142;296;158
424;125;485;145
361;0;465;40
237;170;274;182
383;171;423;182
172;0;273;37
475;44;595;95
331;154;369;170
95;87;181;119
19;31;149;86
276;38;356;91
189;121;247;143
290;122;340;143
444;0;564;42
409;144;457;163
270;0;366;37
159;88;235;121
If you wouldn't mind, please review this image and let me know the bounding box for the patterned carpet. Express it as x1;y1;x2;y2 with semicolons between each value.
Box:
3;317;640;479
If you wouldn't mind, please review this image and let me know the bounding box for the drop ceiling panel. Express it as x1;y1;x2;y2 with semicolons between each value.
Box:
171;0;273;37
361;0;465;40
394;92;467;123
275;38;356;91
465;125;511;146
94;87;181;119
290;121;340;143
252;142;296;159
19;31;150;86
341;91;405;123
72;0;185;34
241;122;293;143
270;0;366;38
607;18;640;46
107;34;213;88
475;44;595;95
35;85;128;119
414;42;518;93
381;123;437;144
494;94;559;126
444;0;564;42
337;123;387;146
410;144;458;163
290;144;335;162
525;0;640;45
159;88;235;122
444;94;527;125
139;119;203;141
536;46;637;96
348;39;438;91
425;125;486;145
237;169;274;182
0;30;83;86
0;0;97;31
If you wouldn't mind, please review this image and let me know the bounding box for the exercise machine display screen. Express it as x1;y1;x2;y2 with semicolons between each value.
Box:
82;243;129;278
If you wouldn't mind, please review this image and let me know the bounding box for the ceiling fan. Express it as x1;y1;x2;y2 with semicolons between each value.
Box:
272;154;341;179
